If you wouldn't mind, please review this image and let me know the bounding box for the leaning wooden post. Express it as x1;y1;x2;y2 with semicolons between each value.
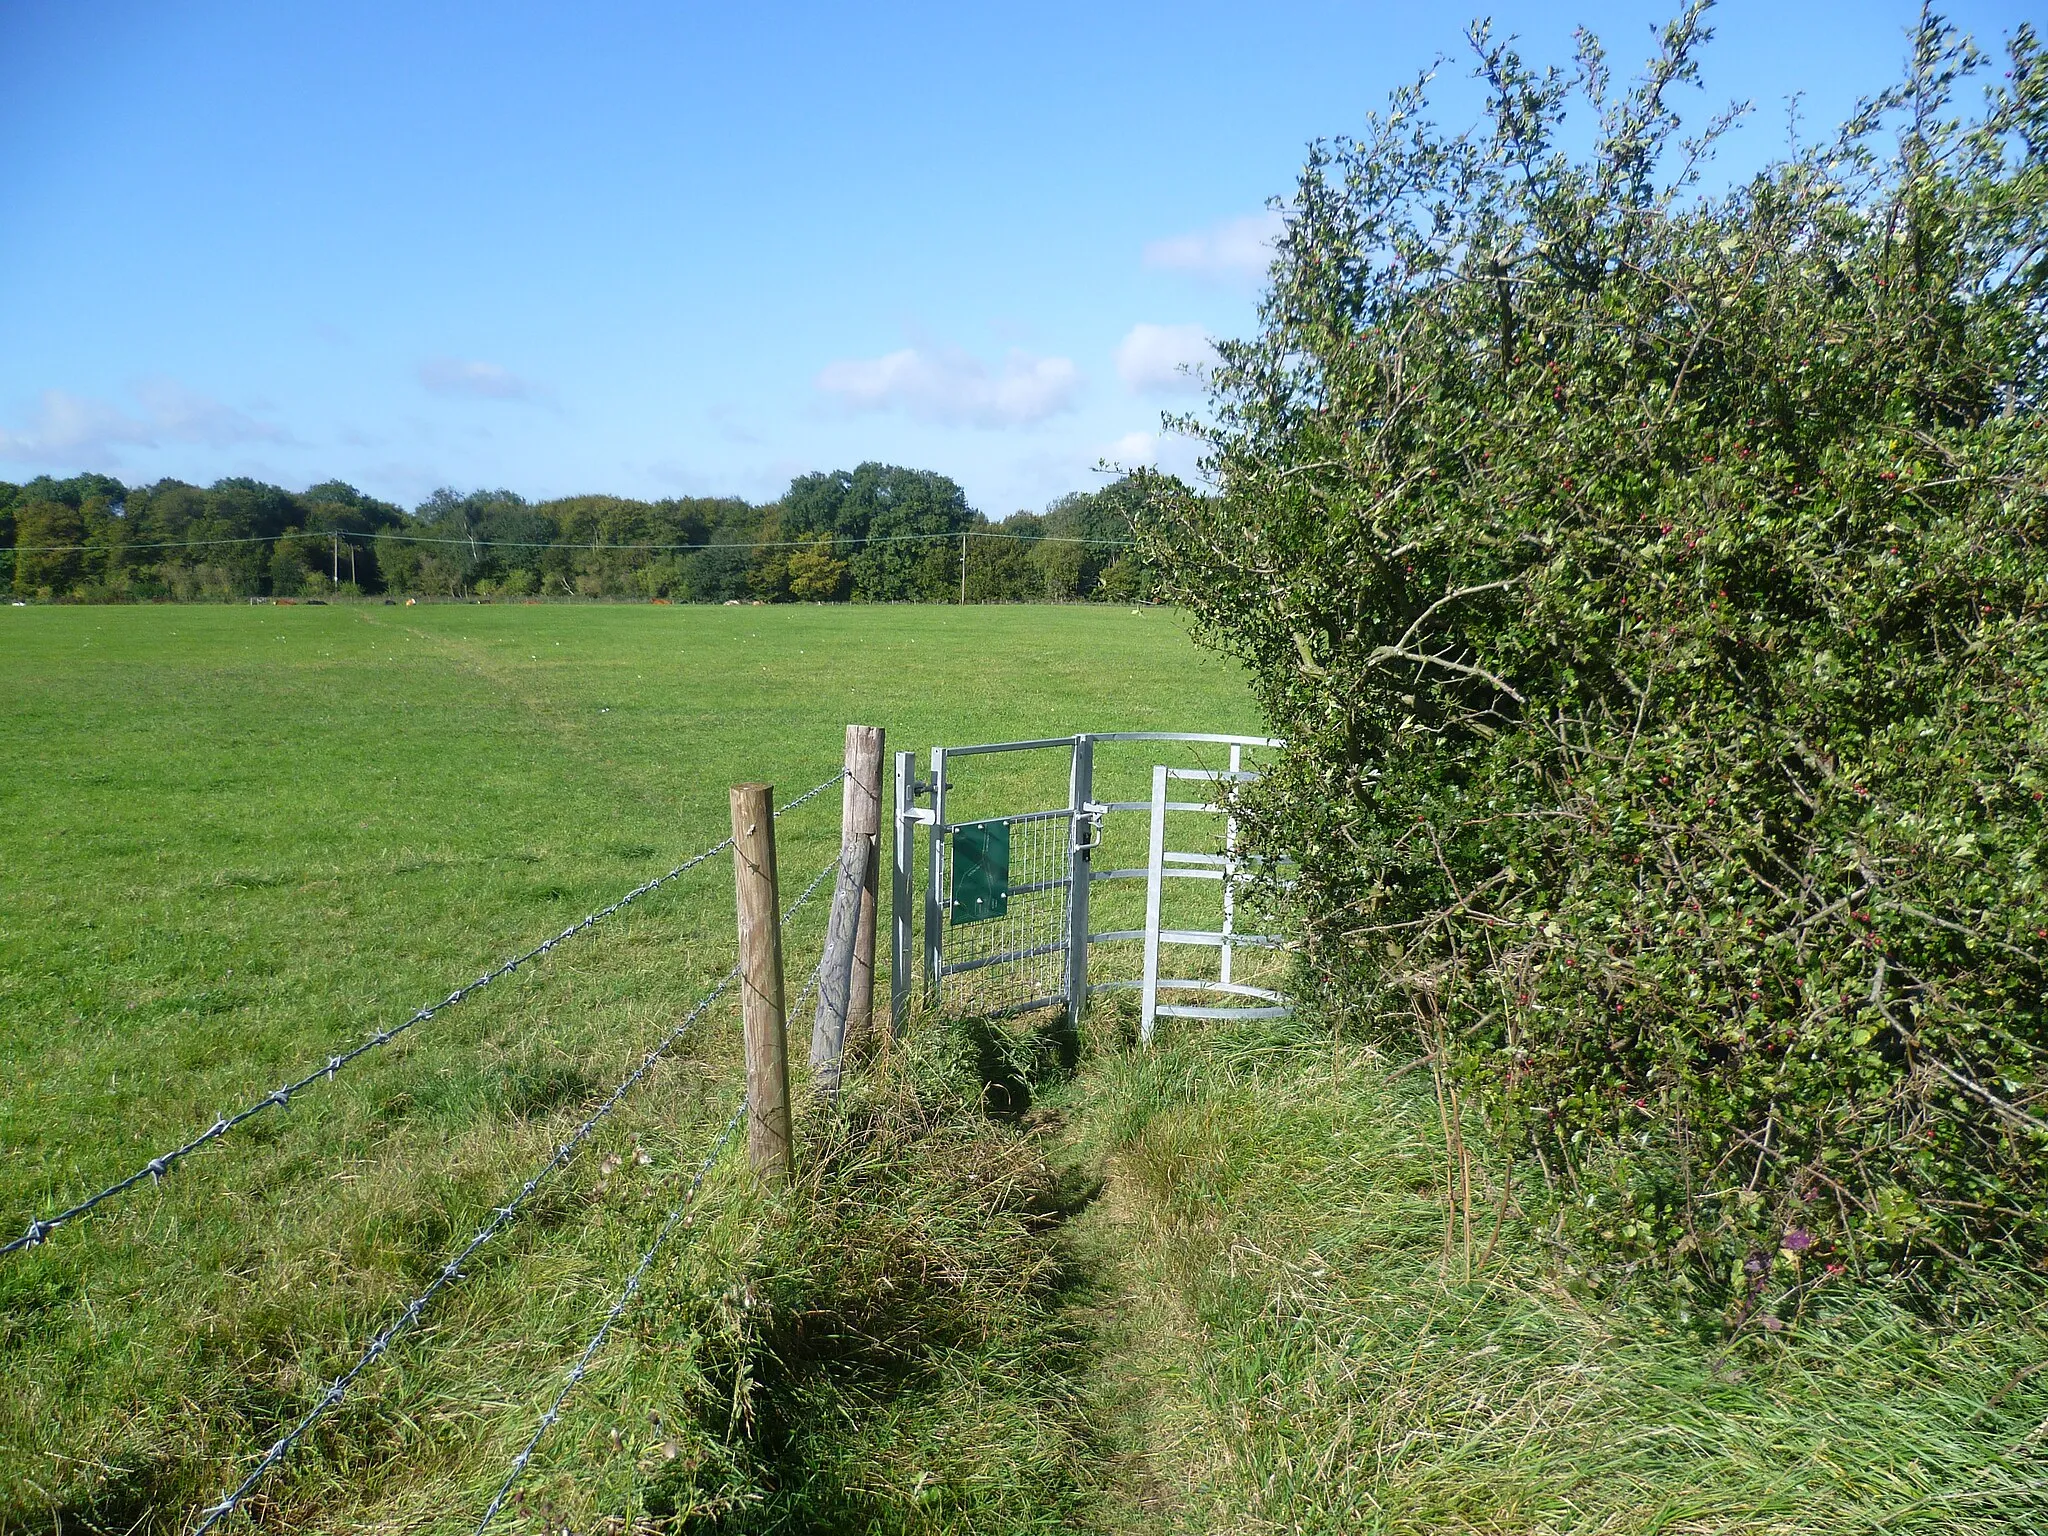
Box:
810;725;885;1093
730;783;793;1183
842;725;885;1045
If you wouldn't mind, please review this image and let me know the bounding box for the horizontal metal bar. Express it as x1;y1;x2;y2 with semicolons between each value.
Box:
941;736;1080;758
1165;768;1259;783
1090;928;1281;948
939;938;1068;977
942;808;1073;832
1163;851;1228;867
1085;732;1285;747
1099;799;1217;814
1008;875;1072;896
1091;978;1286;1002
1156;1003;1292;1021
1091;867;1221;884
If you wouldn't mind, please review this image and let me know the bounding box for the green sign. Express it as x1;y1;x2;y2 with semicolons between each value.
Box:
950;820;1010;925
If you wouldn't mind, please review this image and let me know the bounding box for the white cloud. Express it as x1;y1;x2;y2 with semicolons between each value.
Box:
814;343;1080;427
0;380;291;463
1143;209;1284;283
1106;431;1160;464
417;357;540;400
1100;428;1206;484
1115;323;1214;396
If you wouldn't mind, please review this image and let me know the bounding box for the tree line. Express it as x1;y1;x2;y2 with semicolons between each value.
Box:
1;462;1154;604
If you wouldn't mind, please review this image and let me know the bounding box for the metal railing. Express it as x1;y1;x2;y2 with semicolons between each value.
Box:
890;731;1288;1030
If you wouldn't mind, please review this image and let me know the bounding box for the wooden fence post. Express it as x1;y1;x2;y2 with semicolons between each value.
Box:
842;725;885;1045
731;783;792;1183
810;725;885;1094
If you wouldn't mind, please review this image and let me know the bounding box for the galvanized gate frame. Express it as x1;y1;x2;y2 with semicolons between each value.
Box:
889;731;1286;1032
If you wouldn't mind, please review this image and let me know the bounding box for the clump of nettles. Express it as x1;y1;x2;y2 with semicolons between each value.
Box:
1141;5;2048;1308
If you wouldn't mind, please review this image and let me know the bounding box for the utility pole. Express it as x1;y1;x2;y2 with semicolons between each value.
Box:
959;532;967;604
331;531;340;588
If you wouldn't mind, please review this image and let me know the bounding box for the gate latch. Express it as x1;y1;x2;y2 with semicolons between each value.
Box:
1072;802;1107;853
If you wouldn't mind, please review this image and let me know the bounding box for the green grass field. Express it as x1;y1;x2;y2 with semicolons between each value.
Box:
0;601;1253;1533
4;602;2044;1536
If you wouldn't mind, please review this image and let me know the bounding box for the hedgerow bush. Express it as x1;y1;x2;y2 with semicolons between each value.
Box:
1142;6;2048;1306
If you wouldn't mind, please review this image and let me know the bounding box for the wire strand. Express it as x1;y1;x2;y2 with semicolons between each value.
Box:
191;851;838;1535
471;1094;748;1535
474;928;833;1531
5;528;1135;556
4;770;844;1258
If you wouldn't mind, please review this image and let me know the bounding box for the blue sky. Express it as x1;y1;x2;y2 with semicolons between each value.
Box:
0;1;2033;516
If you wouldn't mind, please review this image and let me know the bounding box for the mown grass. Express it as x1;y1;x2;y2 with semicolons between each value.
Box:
1057;1005;2048;1534
0;601;1252;1533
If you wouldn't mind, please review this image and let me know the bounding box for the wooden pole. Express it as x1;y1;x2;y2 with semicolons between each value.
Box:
810;841;864;1094
842;725;885;1046
730;783;792;1183
809;725;885;1091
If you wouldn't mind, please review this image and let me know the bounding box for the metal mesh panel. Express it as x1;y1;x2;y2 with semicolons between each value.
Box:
936;808;1070;1018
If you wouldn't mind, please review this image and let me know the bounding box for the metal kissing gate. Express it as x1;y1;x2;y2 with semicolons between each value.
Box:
888;731;1288;1039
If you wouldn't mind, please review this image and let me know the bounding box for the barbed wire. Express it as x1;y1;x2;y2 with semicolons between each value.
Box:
770;772;844;820
192;850;838;1535
474;938;831;1531
5;770;844;1259
472;1093;747;1534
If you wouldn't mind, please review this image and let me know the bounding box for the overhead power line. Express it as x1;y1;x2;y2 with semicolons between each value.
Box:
4;527;1135;556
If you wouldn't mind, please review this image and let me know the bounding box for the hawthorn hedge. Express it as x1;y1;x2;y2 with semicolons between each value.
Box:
1143;7;2048;1305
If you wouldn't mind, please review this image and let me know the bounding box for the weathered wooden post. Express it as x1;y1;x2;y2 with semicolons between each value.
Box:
810;726;885;1092
730;783;792;1183
842;725;885;1044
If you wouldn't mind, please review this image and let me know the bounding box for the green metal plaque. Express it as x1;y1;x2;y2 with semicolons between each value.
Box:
949;820;1010;925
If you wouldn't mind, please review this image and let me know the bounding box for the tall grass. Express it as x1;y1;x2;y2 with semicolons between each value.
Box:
1059;1007;2048;1534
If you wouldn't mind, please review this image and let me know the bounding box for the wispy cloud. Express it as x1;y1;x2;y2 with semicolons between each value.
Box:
417;357;542;401
815;343;1080;428
1115;323;1214;396
1143;210;1284;284
0;379;292;463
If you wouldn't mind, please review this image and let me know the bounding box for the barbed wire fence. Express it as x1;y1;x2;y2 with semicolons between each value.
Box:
472;1094;747;1535
191;847;843;1535
469;951;835;1532
3;770;845;1259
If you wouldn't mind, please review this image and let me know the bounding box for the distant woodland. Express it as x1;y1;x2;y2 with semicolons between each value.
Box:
0;462;1154;603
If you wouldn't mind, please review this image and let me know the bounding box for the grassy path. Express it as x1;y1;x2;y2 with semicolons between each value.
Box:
1027;1008;2048;1536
